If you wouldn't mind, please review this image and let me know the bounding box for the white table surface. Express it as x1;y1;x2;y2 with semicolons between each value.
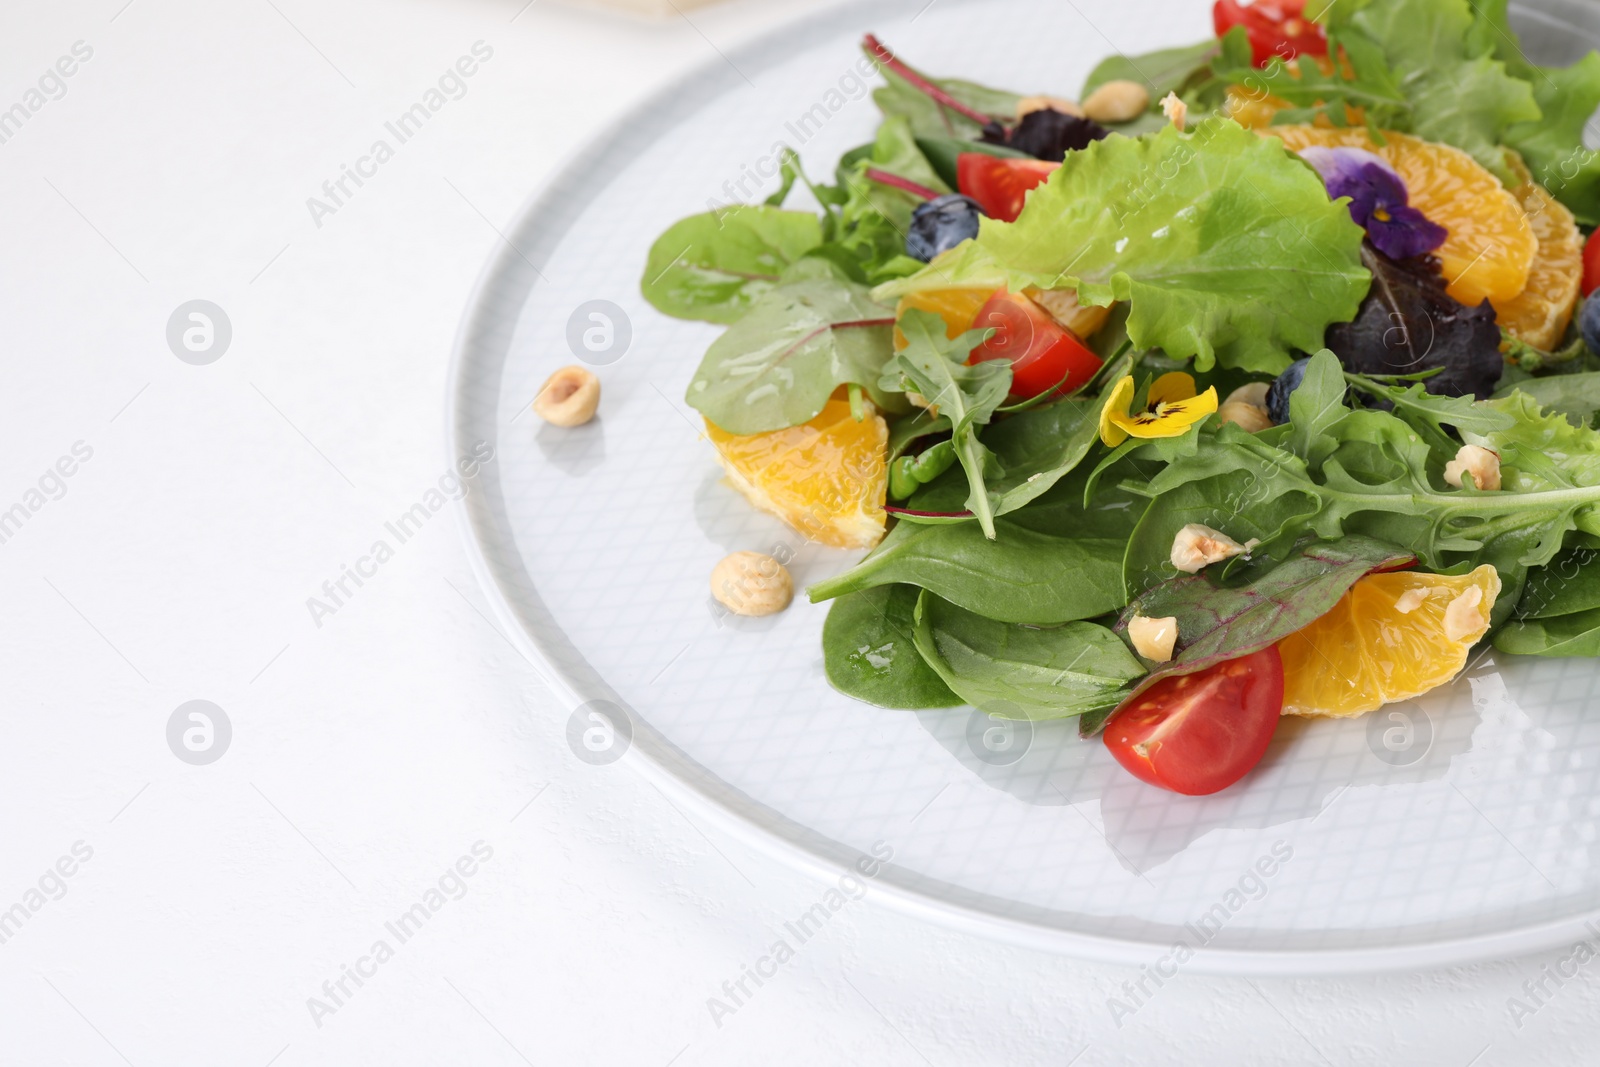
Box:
4;0;1599;1063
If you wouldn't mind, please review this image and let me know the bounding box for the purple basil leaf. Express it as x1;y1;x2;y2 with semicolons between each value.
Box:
1324;241;1504;400
1078;536;1414;737
980;108;1108;162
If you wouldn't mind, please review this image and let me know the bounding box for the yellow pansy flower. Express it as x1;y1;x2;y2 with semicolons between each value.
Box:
1098;372;1219;447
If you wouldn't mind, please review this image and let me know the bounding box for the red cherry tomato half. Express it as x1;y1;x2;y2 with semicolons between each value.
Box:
1583;228;1600;297
968;290;1104;399
956;153;1059;223
1103;645;1285;796
1213;0;1328;68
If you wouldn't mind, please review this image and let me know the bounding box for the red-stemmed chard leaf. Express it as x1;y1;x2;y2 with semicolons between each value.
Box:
1078;536;1415;736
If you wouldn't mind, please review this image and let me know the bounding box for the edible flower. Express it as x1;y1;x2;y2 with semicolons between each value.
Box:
1098;372;1218;446
1298;146;1447;261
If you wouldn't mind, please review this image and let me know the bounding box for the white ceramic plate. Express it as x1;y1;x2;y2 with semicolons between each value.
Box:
448;0;1600;973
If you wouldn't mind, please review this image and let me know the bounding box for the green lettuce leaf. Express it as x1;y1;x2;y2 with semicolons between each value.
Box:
875;119;1370;374
641;206;823;324
1334;0;1540;182
913;591;1143;720
684;276;900;434
1473;390;1600;502
1503;55;1600;225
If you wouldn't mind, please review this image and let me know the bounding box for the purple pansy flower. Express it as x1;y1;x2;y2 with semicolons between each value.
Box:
1298;146;1448;261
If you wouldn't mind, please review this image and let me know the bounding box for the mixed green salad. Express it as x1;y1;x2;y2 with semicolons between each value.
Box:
637;0;1600;795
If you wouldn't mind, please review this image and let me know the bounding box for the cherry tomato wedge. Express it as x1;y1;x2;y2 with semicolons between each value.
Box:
1103;646;1285;795
1213;0;1328;68
956;153;1059;223
968;290;1103;399
1583;228;1600;297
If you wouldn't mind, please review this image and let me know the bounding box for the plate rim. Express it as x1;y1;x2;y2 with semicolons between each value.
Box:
444;0;1600;974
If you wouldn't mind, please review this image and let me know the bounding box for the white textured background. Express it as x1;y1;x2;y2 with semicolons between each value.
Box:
2;0;1599;1063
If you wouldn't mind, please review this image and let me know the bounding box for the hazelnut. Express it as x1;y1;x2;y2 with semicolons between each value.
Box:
1017;94;1084;120
711;552;793;617
1216;400;1273;433
533;365;600;427
1128;615;1179;662
1170;523;1257;574
1160;91;1188;131
1225;382;1271;409
1082;80;1150;124
1443;444;1501;491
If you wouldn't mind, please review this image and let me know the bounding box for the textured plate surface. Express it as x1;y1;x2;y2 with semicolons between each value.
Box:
449;0;1600;972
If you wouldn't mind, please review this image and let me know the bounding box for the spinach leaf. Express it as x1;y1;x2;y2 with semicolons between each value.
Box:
684;276;901;434
1084;537;1415;736
912;591;1143;720
1512;544;1600;620
1495;607;1600;657
1083;36;1223;102
877;119;1370;375
807;476;1135;625
884;310;1011;538
1323;243;1504;402
916;136;1030;190
982;398;1103;516
1495;375;1600;429
641;206;823;324
822;584;960;708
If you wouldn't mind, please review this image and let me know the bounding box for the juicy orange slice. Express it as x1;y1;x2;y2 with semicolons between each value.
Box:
1261;126;1536;309
706;397;888;550
1497;156;1583;350
894;288;1109;349
1278;565;1501;718
1224;87;1363;130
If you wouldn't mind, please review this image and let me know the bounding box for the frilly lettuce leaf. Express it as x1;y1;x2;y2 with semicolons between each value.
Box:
1321;0;1539;183
874;119;1370;374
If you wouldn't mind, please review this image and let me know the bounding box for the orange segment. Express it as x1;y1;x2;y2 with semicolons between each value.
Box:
706;398;888;550
1278;565;1501;718
894;288;1109;349
1261;126;1536;309
1497;156;1583;350
1224;86;1363;130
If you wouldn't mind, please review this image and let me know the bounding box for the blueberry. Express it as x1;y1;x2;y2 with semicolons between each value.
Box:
906;194;985;262
1266;358;1311;425
1582;290;1600;356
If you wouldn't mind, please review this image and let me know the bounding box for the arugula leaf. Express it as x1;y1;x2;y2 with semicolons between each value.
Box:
822;584;960;708
1212;28;1408;130
1346;372;1517;458
684;276;901;434
912;591;1143;720
1083;537;1414;736
875;119;1370;374
1285;349;1350;467
641;206;823;324
1082;37;1224;103
1495;374;1600;428
885;310;1011;537
1340;0;1540;182
808;471;1140;625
